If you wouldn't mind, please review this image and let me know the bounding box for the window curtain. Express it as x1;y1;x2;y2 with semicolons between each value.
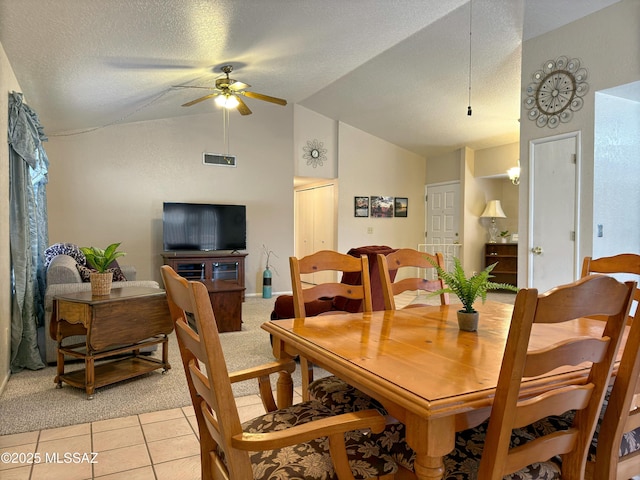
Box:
8;91;48;372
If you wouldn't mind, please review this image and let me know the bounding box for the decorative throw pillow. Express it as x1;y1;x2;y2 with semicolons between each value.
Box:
76;264;127;282
44;243;86;268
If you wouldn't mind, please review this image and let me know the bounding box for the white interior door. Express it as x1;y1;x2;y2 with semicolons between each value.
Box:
294;183;336;284
529;133;580;292
425;182;460;272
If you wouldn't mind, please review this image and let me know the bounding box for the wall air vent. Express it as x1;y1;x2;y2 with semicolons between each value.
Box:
203;153;237;167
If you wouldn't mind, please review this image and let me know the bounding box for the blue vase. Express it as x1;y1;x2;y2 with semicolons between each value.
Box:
262;267;272;298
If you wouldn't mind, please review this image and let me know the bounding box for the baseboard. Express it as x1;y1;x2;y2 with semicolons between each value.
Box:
245;290;292;298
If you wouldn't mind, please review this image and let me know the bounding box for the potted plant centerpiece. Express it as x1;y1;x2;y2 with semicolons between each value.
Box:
429;256;518;331
499;230;510;243
80;242;126;295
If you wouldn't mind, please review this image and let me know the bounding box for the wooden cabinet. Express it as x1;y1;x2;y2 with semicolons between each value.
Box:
484;243;517;287
54;287;172;399
162;252;247;332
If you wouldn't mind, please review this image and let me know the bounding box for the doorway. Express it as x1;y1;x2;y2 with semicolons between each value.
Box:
528;132;581;291
425;182;461;272
294;182;336;284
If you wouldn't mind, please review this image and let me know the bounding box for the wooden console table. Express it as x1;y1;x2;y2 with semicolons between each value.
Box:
53;287;173;399
162;251;246;332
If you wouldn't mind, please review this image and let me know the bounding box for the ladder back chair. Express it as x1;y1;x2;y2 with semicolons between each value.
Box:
160;265;397;480
583;254;640;479
388;274;636;480
377;249;449;310
290;250;373;401
309;249;452;418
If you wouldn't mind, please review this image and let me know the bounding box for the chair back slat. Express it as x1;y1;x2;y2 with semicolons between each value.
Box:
477;274;636;480
300;282;368;304
523;337;609;378
378;249;448;310
581;254;640;479
515;384;593;428
505;430;579;474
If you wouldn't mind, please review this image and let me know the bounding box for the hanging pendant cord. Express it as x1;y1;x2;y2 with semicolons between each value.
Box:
467;0;473;116
223;108;230;156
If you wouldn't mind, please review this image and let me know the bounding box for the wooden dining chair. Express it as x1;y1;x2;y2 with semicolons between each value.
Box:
307;249;452;418
160;265;397;480
386;274;636;480
517;253;640;480
290;250;373;401
377;249;449;310
583;254;640;479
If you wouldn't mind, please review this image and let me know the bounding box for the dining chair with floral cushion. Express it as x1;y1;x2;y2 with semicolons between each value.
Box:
528;253;640;479
161;265;398;480
308;249;451;418
290;250;373;402
383;274;636;480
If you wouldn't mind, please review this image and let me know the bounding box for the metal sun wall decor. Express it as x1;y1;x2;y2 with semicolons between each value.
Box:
524;55;589;128
302;139;327;168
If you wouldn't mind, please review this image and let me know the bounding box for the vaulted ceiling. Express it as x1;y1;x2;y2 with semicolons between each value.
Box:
0;0;620;157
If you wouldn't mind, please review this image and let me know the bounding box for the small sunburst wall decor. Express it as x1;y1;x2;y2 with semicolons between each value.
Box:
302;139;327;168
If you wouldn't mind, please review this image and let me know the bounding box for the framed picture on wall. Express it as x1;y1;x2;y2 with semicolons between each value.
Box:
370;195;394;218
394;197;408;217
354;196;369;217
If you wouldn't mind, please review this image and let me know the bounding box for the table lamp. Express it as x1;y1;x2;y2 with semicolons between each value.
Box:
481;200;506;243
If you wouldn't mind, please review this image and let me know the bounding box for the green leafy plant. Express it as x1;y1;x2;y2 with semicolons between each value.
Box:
80;242;126;273
428;256;518;313
499;230;510;238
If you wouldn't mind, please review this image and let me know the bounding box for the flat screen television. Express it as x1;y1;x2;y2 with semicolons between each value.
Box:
163;202;246;251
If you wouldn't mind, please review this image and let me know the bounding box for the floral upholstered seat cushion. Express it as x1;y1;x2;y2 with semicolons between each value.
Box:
308;376;387;415
380;420;562;480
230;401;398;479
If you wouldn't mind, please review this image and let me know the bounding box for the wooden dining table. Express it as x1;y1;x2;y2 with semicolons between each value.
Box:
262;300;611;480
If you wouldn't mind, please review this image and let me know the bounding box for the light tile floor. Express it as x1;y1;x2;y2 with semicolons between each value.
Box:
0;389;303;480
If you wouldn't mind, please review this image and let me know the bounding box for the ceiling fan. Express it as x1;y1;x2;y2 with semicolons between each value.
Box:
174;65;287;115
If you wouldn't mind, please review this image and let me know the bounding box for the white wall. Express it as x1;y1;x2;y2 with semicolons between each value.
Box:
519;0;640;284
294;105;337;179
45;106;295;295
337;122;426;252
0;41;22;391
594;89;640;257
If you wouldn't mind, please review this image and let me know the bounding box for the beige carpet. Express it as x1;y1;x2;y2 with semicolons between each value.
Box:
0;291;516;436
0;296;285;435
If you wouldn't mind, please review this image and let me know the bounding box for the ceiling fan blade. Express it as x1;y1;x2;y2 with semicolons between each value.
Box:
241;91;287;106
229;80;250;91
236;96;252;115
182;93;218;107
172;85;217;90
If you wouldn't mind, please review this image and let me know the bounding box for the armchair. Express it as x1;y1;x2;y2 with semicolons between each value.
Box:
43;252;160;364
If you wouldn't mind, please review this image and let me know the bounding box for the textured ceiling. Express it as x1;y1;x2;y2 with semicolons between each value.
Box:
0;0;621;157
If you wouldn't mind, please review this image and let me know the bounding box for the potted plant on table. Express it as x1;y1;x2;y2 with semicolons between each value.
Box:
499;230;510;243
428;256;518;331
80;242;126;295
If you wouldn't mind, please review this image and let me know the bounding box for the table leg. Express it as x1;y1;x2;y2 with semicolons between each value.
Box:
405;413;455;480
55;341;64;388
85;355;95;400
162;335;171;372
270;337;294;408
276;370;293;408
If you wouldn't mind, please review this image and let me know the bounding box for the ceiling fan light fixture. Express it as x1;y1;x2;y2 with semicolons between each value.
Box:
215;94;239;109
225;95;239;108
